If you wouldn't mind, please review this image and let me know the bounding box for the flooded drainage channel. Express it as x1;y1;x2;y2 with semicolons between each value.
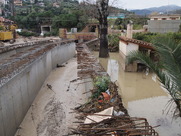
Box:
93;52;181;136
71;43;159;136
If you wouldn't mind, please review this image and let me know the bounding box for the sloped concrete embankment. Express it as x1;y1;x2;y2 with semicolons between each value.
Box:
0;39;76;136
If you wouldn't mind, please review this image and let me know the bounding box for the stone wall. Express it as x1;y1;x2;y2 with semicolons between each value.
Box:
0;40;76;136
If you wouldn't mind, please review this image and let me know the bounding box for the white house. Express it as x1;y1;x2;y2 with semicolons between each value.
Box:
119;36;154;72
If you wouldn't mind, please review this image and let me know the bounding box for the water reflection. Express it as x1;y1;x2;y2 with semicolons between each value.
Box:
93;52;181;136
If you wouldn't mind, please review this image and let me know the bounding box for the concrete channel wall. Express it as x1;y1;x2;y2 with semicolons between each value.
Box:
0;40;76;136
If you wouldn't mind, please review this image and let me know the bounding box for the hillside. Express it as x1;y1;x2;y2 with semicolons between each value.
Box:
131;5;181;15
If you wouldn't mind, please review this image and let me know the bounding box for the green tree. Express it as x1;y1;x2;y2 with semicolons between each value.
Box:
52;14;78;29
178;24;181;32
81;0;109;58
128;37;181;117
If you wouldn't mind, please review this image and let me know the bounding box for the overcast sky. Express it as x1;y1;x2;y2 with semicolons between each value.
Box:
117;0;181;9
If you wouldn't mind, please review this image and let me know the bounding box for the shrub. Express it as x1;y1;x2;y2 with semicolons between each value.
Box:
43;32;51;37
0;26;4;31
17;31;38;37
108;34;120;51
92;76;110;98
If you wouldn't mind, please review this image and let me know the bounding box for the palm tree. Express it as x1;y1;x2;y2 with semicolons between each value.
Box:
127;37;181;117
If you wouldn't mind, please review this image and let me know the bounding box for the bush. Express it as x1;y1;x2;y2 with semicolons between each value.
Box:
0;26;4;31
133;32;181;44
43;32;51;37
17;31;38;37
133;24;142;30
92;76;110;98
133;32;160;43
108;34;120;49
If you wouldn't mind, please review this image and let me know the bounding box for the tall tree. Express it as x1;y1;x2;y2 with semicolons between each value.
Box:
81;0;109;58
128;37;181;117
96;0;109;58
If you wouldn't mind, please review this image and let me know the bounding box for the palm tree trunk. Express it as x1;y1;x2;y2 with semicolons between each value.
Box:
99;24;109;58
174;99;181;117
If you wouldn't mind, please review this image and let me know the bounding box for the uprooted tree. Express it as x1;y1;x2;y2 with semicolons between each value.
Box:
81;0;110;58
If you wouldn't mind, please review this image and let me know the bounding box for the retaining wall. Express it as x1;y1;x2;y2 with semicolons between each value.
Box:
0;40;76;136
85;38;99;51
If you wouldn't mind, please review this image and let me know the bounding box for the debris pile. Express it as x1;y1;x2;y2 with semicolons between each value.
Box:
75;81;128;115
69;43;159;136
76;43;107;78
71;116;159;136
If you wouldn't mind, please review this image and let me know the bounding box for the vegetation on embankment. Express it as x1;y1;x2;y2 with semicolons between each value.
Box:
110;15;148;30
133;32;181;44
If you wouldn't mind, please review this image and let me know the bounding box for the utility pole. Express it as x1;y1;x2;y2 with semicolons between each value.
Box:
12;0;15;16
10;0;15;17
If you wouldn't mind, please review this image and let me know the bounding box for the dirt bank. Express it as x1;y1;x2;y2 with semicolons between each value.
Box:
15;58;87;136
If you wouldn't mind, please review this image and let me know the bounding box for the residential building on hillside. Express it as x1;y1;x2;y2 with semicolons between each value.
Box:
14;0;23;6
0;0;8;4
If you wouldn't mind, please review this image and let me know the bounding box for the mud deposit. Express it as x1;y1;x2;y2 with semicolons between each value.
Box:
15;58;87;136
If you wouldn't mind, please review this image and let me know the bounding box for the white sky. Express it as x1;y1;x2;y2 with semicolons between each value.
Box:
116;0;181;10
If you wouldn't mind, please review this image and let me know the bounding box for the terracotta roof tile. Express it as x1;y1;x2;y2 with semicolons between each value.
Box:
120;36;154;50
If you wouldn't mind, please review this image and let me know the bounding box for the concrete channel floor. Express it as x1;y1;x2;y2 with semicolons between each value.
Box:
15;57;87;136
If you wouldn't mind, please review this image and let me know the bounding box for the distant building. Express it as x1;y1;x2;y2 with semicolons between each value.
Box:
38;2;45;7
0;17;14;24
41;25;51;35
0;0;8;5
148;14;181;33
30;0;43;4
14;0;23;6
149;14;181;20
53;2;60;8
107;13;125;19
30;0;34;3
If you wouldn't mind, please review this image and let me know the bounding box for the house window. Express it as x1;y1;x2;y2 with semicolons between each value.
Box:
154;18;158;20
162;18;166;20
171;18;176;20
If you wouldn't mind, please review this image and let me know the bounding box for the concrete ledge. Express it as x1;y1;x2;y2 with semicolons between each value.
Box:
0;40;51;54
0;39;74;86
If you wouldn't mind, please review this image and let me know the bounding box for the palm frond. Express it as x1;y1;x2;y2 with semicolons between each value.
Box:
127;37;181;116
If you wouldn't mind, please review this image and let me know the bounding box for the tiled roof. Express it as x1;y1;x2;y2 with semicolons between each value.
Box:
120;36;154;50
0;17;13;23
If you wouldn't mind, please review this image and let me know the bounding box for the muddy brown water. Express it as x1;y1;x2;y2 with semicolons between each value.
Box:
93;52;181;136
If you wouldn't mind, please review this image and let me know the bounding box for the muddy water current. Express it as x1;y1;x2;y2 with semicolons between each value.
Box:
93;52;181;136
